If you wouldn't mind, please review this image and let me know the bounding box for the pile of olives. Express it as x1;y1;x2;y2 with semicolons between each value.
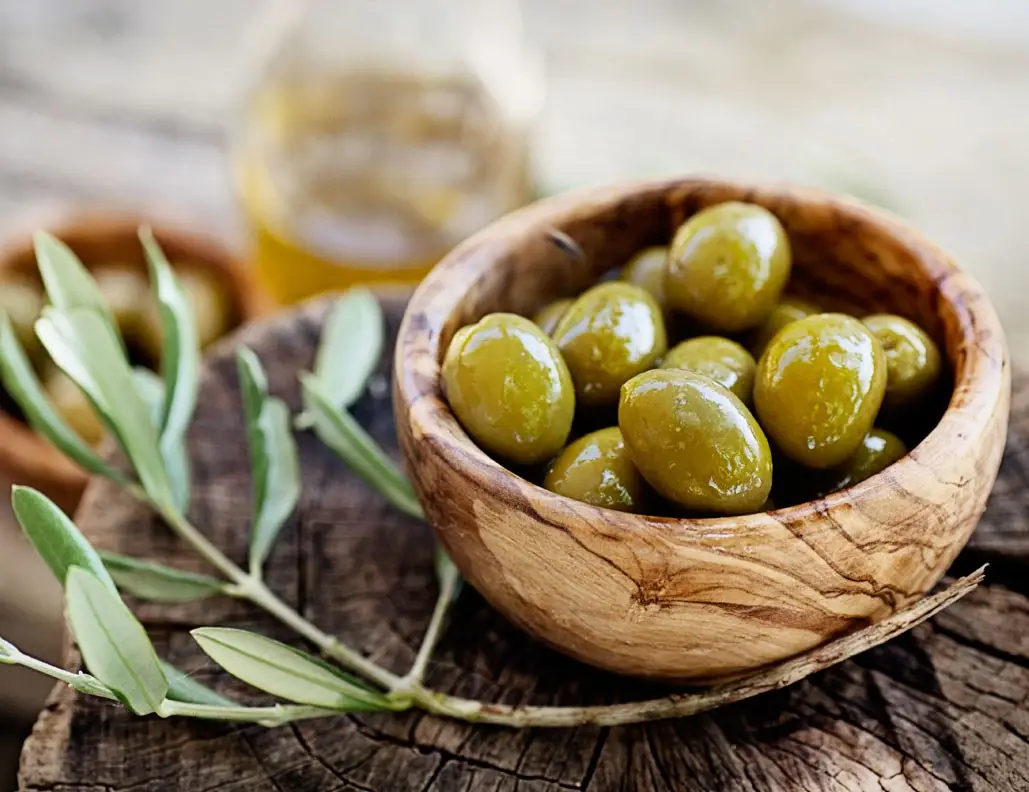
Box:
0;263;233;446
442;201;945;517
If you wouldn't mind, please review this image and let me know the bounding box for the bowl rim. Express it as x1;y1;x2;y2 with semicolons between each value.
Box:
395;176;1009;533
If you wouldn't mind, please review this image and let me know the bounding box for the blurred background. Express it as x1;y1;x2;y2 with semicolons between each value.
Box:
1;0;1028;785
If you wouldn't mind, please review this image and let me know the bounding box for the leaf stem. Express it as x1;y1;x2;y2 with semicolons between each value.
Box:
138;497;403;690
238;578;403;690
159;699;336;725
2;646;118;701
392;561;461;695
401;566;985;727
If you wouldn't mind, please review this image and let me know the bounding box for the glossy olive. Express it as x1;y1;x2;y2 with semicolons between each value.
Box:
544;427;643;512
822;428;907;495
618;369;772;514
0;275;44;362
660;336;756;406
749;296;820;357
44;369;104;446
443;313;575;465
621;247;667;308
94;266;149;339
862;314;942;409
755;313;887;468
553;282;667;407
665;202;791;332
532;299;572;336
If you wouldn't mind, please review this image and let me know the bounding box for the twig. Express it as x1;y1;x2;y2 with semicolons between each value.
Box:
403;567;985;727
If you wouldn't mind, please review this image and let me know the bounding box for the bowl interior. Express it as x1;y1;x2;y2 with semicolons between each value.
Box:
427;180;973;446
443;182;956;359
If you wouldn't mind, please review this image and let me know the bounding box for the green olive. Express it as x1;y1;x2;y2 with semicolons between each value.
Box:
44;369;104;446
553;282;667;407
443;313;574;465
665;202;791;332
749;296;820;357
532;299;572;336
621;247;667;308
94;266;150;339
0;274;44;361
754;313;887;468
543;427;643;511
660;336;756;406
618;369;772;514
822;428;907;495
862;314;942;409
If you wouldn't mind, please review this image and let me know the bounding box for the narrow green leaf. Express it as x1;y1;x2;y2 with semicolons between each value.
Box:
100;552;226;603
301;375;422;519
315;290;384;410
236;347;269;515
191;627;391;712
12;486;117;593
0;313;125;482
249;399;301;572
0;637;15;662
236;349;300;574
434;546;464;605
160;660;237;707
37;308;174;507
33;231;125;354
140;228;199;446
66;566;169;715
133;368;191;511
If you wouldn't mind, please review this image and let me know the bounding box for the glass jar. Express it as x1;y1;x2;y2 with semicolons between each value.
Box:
232;0;542;304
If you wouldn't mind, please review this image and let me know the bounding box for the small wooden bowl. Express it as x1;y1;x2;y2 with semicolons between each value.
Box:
0;210;270;513
394;178;1010;681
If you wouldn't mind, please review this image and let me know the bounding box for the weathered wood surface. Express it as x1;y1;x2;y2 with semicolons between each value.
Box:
5;0;1029;734
18;299;1029;792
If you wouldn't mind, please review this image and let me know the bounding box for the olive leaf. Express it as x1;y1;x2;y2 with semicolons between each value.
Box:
160;659;237;707
134;368;191;512
36;307;174;508
0;313;126;483
139;228;199;448
100;552;227;603
313;289;384;411
33;231;125;354
236;348;301;576
65;566;169;716
12;486;117;593
191;628;394;712
300;374;422;519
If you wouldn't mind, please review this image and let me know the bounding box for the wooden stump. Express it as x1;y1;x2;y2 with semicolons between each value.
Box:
18;299;1029;792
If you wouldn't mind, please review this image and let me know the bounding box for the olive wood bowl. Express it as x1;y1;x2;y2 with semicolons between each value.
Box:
0;210;271;513
394;177;1010;681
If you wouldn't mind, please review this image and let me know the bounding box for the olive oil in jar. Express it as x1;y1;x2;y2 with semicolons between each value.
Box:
237;70;533;303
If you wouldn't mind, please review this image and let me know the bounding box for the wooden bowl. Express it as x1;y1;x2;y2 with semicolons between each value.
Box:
0;210;271;513
393;177;1011;681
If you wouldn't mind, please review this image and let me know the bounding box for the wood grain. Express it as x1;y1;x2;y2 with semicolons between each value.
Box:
16;299;1029;792
394;178;1011;680
0;210;271;512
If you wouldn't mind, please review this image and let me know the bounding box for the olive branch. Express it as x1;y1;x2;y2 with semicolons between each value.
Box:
0;231;984;728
